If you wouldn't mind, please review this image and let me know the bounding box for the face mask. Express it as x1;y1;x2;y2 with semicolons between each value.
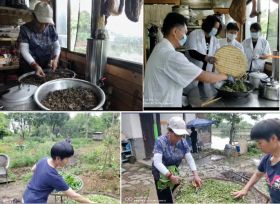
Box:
226;33;237;41
251;32;259;39
209;28;218;36
178;34;187;46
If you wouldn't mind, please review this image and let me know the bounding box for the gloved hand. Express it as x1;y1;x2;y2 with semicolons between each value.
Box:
205;55;217;64
227;75;235;83
253;54;260;60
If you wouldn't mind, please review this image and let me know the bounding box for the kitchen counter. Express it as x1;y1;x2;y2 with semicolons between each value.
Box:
185;83;279;110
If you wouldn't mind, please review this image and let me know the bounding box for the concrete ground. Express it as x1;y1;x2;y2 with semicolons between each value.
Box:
121;151;269;204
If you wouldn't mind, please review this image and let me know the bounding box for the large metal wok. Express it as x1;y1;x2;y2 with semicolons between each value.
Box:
214;80;254;98
34;78;106;110
18;69;76;86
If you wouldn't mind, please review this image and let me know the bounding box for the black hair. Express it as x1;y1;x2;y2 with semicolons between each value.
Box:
51;141;74;160
250;22;262;32
226;22;239;31
201;15;222;35
250;118;280;141
191;127;195;131
161;12;188;37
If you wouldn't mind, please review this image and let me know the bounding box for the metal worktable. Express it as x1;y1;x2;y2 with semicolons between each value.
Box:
185;83;279;110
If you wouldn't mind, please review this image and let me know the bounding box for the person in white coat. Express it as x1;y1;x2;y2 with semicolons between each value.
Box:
144;12;234;108
219;22;244;53
242;23;271;73
186;15;222;73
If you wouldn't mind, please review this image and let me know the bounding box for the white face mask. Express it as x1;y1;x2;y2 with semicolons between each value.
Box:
179;34;187;46
251;32;260;39
209;28;218;36
226;33;237;41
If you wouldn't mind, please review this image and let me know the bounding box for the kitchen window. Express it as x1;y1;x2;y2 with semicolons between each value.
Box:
55;0;143;65
70;0;92;53
56;0;68;48
245;0;278;51
55;0;91;53
105;6;144;64
245;1;257;39
266;0;278;51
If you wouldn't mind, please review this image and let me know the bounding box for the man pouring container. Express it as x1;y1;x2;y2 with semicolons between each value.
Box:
18;2;60;77
144;12;235;108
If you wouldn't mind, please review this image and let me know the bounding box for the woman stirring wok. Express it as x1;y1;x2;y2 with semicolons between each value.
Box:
152;116;202;203
17;2;60;77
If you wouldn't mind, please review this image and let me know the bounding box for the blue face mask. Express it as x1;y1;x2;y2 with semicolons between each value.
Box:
251;32;260;39
209;28;218;36
179;34;187;46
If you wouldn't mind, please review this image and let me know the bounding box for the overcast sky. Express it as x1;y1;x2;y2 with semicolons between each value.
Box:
242;113;280;125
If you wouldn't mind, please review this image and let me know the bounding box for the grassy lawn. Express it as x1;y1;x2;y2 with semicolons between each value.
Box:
0;135;120;201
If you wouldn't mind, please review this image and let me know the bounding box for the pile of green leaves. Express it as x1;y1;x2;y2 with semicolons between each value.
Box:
176;179;248;203
220;80;248;92
60;173;83;191
157;165;179;190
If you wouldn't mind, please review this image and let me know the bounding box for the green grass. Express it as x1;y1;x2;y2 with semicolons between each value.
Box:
21;172;33;183
1;135;120;198
0;136;104;169
247;143;262;157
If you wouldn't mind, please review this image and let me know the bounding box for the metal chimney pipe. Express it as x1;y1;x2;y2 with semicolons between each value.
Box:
272;51;279;81
91;0;105;39
85;0;108;85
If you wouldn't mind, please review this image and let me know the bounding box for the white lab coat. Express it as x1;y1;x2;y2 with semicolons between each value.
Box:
242;37;271;72
144;38;202;108
186;29;220;72
219;38;245;53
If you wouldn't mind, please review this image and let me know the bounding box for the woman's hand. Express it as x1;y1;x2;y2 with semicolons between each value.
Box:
170;175;181;185
35;65;46;77
193;175;202;188
231;189;248;199
50;58;58;71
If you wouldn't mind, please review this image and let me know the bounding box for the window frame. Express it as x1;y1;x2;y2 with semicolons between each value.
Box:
54;0;143;70
244;0;279;52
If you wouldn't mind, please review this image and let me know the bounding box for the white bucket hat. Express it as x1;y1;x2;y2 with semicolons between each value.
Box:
34;2;54;25
168;116;189;136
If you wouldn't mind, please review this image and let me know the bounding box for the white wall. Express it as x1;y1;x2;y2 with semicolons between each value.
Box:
184;113;196;122
121;113;143;139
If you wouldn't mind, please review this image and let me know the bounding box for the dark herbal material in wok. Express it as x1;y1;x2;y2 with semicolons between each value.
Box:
176;179;248;203
21;70;74;86
41;87;98;110
220;80;248;92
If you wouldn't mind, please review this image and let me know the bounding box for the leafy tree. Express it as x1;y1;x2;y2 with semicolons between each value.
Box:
0;113;10;139
8;113;34;139
207;113;265;144
45;113;70;135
